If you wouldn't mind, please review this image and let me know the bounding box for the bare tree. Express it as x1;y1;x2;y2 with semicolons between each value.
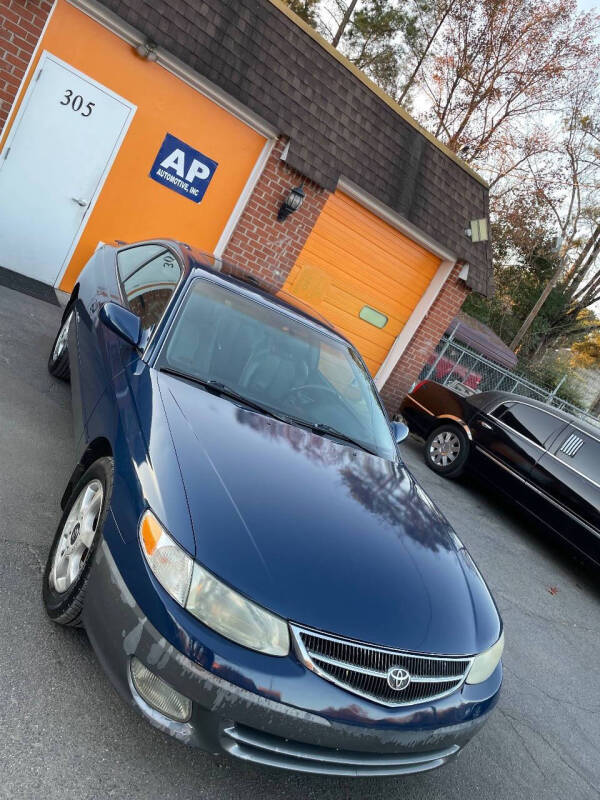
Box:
398;0;455;103
420;0;599;168
508;77;600;350
331;0;360;45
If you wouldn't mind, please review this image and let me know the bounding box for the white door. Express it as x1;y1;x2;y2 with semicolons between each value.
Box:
0;52;136;286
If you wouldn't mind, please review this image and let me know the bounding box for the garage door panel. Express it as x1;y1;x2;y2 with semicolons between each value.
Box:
296;260;424;325
283;190;443;375
303;217;438;287
323;283;410;333
320;305;392;365
301;236;434;301
321;196;440;274
287;262;413;333
305;217;438;285
317;213;433;273
299;243;430;307
319;300;397;351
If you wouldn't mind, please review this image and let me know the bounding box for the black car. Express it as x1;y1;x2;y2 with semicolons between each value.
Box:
400;381;600;566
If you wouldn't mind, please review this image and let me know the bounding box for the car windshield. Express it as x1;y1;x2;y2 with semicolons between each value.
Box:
157;277;396;459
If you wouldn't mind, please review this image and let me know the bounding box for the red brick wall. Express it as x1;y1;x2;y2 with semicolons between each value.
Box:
223;136;329;291
379;262;469;415
0;0;52;131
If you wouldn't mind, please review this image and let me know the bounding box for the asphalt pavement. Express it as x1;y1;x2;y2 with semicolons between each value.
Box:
0;284;598;800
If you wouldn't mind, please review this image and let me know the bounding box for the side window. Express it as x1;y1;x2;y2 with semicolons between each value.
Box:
490;402;512;420
117;248;181;333
556;428;599;481
117;245;166;281
499;403;566;447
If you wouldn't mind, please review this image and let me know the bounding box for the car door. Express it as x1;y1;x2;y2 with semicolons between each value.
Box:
78;244;182;448
530;426;600;564
470;401;568;506
101;243;181;376
74;244;169;431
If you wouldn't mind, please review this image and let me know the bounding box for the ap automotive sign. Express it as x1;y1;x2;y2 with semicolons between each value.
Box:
149;133;218;203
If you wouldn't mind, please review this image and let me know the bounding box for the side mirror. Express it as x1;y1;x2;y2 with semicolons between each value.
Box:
391;421;409;444
99;302;141;348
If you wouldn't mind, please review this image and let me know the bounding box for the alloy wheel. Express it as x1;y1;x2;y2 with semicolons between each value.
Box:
429;431;461;467
50;479;103;594
52;312;72;363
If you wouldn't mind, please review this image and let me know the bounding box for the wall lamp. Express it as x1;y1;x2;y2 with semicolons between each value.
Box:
135;40;158;61
277;183;305;222
464;218;488;242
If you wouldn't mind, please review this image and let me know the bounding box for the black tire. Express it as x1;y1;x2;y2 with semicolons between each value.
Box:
424;423;469;478
48;310;72;381
43;457;113;627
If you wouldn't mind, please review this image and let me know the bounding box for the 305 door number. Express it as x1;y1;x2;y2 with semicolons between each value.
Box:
60;89;94;117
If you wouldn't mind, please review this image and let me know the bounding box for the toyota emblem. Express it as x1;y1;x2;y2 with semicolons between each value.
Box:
386;666;411;691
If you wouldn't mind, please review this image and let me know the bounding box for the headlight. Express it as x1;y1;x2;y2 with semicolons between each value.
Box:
139;510;289;656
140;510;193;604
466;631;504;684
186;561;289;656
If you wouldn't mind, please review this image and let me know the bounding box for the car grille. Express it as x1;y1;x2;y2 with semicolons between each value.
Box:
291;624;473;707
221;722;459;776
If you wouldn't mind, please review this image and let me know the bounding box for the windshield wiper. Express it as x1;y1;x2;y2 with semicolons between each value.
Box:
161;368;379;455
160;368;290;421
306;422;379;456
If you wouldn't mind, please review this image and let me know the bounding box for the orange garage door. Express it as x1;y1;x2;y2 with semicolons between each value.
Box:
282;192;442;375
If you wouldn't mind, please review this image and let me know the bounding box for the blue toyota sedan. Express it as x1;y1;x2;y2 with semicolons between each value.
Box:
43;239;503;776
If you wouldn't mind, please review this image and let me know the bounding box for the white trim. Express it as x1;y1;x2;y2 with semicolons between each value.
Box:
0;0;58;143
338;177;456;262
0;51;137;287
67;0;277;140
374;258;456;389
213;137;276;257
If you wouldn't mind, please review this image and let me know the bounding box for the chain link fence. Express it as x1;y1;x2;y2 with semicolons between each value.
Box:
419;332;600;429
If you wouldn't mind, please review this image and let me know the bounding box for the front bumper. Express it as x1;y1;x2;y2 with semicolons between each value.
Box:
82;539;498;776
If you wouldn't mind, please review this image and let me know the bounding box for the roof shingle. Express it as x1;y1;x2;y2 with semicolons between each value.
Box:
98;0;493;295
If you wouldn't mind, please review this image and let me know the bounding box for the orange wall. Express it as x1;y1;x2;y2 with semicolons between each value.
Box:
0;0;266;291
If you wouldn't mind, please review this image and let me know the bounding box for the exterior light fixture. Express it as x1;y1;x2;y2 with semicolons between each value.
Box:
277;183;305;222
465;218;489;242
550;235;563;253
135;40;158;61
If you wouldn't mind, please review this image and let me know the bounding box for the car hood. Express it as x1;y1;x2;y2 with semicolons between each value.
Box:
157;372;500;655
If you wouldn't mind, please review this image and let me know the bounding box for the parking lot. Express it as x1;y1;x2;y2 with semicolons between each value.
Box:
1;283;599;800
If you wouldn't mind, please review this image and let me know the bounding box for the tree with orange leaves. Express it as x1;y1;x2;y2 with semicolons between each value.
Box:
420;0;599;175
